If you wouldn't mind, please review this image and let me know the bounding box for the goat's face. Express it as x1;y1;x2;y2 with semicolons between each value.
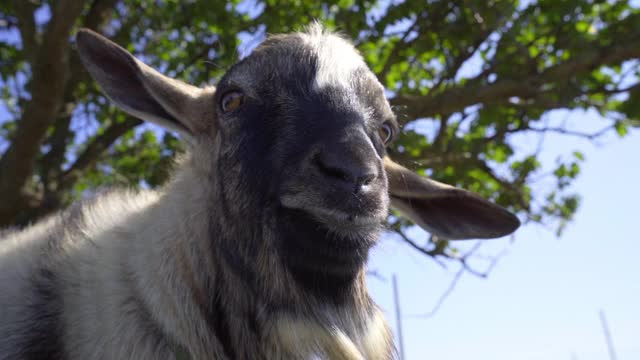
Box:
214;30;396;278
77;26;521;296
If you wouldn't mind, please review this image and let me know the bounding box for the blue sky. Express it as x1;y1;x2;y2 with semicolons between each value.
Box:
368;110;640;359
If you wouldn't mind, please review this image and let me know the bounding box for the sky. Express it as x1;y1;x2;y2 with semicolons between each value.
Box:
368;110;640;360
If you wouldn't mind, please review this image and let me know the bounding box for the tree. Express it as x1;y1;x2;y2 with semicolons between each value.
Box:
0;0;637;270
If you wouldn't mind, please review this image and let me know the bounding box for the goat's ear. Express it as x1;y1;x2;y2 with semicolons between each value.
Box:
76;29;215;139
384;157;520;240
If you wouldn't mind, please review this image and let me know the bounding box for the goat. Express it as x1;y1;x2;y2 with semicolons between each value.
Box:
0;25;520;359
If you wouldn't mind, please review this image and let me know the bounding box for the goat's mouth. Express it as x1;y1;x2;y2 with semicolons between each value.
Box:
276;206;380;278
281;200;384;233
279;190;388;232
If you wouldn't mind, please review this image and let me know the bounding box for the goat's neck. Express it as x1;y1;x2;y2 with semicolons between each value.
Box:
133;157;393;358
126;158;224;357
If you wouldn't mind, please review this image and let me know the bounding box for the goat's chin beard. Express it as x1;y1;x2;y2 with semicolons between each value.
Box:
276;206;381;299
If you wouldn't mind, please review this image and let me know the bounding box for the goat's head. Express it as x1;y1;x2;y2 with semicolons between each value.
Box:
76;25;520;295
215;28;400;280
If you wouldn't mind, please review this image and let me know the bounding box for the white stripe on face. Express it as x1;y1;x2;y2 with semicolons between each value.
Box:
300;26;367;92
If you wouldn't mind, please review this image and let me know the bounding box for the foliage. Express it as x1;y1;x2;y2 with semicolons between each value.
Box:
0;0;638;265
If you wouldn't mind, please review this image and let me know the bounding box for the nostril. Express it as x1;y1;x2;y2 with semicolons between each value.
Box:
313;153;351;182
313;151;379;194
353;172;377;194
358;173;376;187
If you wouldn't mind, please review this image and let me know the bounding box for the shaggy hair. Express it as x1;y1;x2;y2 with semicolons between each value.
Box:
0;24;519;360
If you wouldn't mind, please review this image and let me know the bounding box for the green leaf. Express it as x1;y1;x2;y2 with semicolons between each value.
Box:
615;121;629;137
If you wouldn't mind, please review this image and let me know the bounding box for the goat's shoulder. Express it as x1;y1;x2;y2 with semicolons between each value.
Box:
0;188;164;359
0;187;161;317
0;208;71;358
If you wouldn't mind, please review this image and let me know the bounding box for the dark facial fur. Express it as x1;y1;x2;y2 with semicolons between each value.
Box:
211;32;398;299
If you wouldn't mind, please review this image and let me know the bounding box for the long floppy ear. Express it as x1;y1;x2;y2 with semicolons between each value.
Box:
385;157;520;240
75;29;215;139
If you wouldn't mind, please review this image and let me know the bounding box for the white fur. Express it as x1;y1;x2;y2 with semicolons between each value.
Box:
275;307;390;359
301;24;368;91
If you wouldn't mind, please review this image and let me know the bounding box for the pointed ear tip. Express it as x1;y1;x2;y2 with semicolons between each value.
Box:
500;212;521;236
76;29;98;56
76;29;111;52
76;28;96;43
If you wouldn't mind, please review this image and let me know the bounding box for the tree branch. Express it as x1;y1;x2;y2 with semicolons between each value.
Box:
526;124;615;140
82;0;119;30
58;116;142;190
395;229;446;264
391;37;640;121
474;158;530;210
0;13;19;29
376;15;420;81
0;0;88;226
407;241;508;318
409;266;465;318
10;0;38;61
40;0;120;187
392;78;534;121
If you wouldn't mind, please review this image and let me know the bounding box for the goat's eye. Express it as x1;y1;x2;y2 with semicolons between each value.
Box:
378;122;394;145
221;91;244;113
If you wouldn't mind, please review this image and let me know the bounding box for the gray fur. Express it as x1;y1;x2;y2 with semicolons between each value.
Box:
0;24;519;360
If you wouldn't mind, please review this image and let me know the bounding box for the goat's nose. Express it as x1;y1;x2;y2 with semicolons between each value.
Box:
314;145;379;194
